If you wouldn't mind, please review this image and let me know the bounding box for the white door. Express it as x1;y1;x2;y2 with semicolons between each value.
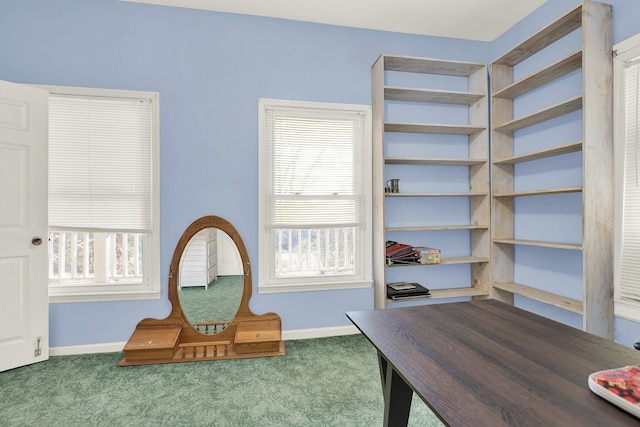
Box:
0;80;49;372
217;230;243;276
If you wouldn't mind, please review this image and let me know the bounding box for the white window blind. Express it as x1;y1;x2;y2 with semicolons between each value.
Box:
619;58;640;304
262;104;367;229
48;94;153;232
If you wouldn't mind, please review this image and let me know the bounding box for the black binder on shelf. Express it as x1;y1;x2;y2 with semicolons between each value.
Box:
386;282;430;301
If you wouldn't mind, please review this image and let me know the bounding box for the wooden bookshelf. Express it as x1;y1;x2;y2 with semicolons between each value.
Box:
490;1;613;338
372;54;490;309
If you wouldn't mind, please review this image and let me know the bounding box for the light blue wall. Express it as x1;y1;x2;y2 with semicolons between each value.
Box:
0;0;489;347
3;0;639;349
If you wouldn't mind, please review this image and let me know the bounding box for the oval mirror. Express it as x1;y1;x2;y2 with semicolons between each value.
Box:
177;227;244;334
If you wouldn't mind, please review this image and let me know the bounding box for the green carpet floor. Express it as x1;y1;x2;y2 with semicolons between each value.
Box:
0;334;443;427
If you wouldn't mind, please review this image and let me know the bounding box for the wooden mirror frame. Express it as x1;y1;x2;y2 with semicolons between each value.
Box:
119;215;285;366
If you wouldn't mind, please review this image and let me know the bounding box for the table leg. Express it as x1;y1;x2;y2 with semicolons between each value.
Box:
378;353;413;427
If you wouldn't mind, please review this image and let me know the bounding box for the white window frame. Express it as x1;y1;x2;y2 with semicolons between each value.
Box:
258;98;372;293
42;85;161;303
614;33;640;322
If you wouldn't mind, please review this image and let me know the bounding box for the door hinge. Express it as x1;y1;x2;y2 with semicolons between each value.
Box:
34;336;42;357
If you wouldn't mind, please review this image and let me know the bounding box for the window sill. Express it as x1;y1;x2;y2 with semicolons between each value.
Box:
615;300;640;323
49;286;161;303
258;279;372;294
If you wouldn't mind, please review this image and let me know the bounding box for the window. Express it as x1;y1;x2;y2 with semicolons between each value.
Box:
615;34;640;321
46;86;160;302
258;99;372;293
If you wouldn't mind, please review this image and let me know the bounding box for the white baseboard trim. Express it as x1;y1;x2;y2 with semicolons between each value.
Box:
282;325;360;340
50;326;361;356
50;341;127;356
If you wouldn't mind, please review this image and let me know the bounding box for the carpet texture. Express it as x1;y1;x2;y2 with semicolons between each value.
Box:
0;334;443;427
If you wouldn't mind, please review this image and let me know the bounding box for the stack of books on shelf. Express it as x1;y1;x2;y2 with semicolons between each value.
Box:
386;241;419;265
385;241;441;266
386;282;431;301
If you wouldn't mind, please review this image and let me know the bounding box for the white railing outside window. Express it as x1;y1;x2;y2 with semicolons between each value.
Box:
49;231;143;285
274;227;355;277
108;233;144;283
48;231;94;281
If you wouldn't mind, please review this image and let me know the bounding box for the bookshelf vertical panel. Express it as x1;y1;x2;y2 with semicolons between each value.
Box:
581;1;613;338
372;57;387;309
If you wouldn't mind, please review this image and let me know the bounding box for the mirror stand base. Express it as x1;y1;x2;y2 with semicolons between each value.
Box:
118;320;285;367
118;325;182;364
235;318;282;354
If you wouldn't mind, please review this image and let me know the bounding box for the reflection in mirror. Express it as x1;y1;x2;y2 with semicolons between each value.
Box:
178;228;244;334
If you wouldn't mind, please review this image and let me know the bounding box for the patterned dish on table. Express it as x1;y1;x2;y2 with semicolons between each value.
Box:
589;365;640;418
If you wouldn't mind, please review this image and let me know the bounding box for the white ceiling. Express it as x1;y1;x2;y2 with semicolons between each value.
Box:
121;0;548;42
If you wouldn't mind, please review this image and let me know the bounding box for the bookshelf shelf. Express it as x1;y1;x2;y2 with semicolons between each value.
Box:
385;122;485;135
493;238;582;251
493;282;583;314
385;157;486;166
385;256;489;268
442;256;489;265
492;5;582;67
382;55;484;75
493;51;582;100
429;287;490;299
493;186;582;198
386;286;490;304
493;96;583;133
493;141;582;165
386;225;489;232
385;192;488;198
384;87;484;105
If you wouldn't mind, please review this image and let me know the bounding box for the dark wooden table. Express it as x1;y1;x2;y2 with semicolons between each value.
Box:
347;299;640;427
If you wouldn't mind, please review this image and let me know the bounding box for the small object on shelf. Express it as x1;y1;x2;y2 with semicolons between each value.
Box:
414;246;441;264
386;258;420;266
388;282;416;291
588;365;640;418
387;249;419;259
389;294;432;301
386;282;430;300
385;178;400;193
